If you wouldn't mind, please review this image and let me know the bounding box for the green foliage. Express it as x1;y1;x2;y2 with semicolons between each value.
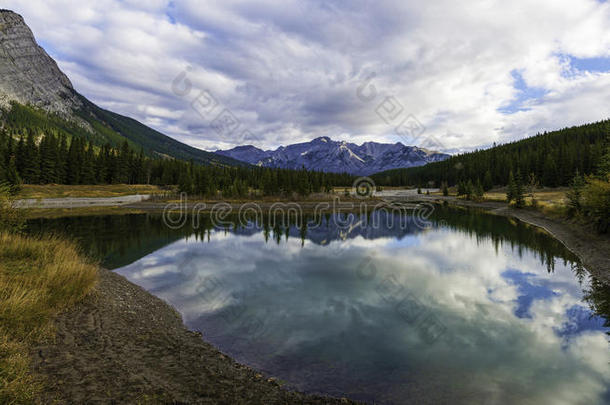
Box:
579;129;610;233
582;178;610;233
483;170;493;191
1;101;245;168
0;129;353;197
441;181;449;196
507;170;525;207
514;170;525;208
465;179;474;200
566;170;585;216
474;179;484;201
526;173;539;208
372;120;608;188
506;171;516;203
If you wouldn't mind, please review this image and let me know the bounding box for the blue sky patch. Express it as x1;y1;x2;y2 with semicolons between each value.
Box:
498;70;548;115
554;304;607;338
502;269;557;318
568;56;610;73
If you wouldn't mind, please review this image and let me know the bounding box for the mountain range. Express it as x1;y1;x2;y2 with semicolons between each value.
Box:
0;9;242;167
216;137;450;175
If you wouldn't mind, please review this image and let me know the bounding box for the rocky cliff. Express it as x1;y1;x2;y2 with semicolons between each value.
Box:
0;10;82;116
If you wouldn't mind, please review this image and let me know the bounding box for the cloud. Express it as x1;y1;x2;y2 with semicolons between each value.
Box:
4;0;610;152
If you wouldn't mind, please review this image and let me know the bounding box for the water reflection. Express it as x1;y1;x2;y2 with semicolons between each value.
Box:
27;208;610;404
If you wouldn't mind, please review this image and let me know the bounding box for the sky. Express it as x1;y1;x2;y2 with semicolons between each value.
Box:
4;0;610;153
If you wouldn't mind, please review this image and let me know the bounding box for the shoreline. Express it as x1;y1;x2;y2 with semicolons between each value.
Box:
417;196;610;284
32;268;359;404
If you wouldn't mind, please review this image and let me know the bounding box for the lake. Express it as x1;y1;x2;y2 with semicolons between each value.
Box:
27;206;610;404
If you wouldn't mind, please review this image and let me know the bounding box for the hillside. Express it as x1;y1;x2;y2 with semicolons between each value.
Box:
0;9;243;167
372;120;609;188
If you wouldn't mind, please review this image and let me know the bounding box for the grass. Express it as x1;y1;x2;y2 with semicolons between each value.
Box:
16;184;166;199
0;232;98;404
482;188;569;216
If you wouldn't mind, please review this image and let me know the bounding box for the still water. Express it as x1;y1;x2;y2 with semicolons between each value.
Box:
28;207;610;404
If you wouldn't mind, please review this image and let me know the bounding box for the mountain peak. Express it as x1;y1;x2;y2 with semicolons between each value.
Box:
0;9;81;117
216;137;450;175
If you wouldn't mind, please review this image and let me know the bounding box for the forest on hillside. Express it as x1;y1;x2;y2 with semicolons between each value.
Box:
1;101;242;166
372;120;609;189
0;130;354;198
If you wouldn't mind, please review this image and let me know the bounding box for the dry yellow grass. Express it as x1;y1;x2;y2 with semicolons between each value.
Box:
483;188;569;215
16;184;166;199
0;233;98;404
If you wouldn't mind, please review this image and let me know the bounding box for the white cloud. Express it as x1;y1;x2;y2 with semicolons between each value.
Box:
4;0;610;151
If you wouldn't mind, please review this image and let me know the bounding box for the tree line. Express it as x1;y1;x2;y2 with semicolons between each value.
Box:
0;129;354;197
372;120;609;189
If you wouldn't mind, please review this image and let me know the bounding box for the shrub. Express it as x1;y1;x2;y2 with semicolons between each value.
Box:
582;177;610;233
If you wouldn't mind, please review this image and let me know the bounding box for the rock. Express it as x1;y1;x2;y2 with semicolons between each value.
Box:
0;10;82;117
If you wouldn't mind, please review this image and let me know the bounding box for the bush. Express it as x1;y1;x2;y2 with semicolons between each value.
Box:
566;171;585;216
582;177;610;233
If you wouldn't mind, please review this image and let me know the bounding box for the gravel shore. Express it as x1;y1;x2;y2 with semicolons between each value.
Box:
32;269;358;404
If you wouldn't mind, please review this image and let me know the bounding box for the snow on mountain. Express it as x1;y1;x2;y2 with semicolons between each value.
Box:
216;137;450;175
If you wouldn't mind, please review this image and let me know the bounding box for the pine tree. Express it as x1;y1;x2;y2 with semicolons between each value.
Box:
66;137;82;184
507;171;516;203
514;169;525;208
465;179;474;200
6;156;21;190
38;133;58;184
566;170;585;216
23;132;40;183
81;142;96;184
542;155;558;187
474;179;484;201
55;135;67;183
483;170;493;191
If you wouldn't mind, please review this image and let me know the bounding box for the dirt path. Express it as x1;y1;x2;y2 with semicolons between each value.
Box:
15;194;151;208
32;269;358;404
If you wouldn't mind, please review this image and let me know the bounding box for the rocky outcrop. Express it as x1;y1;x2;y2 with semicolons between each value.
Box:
0;10;82;116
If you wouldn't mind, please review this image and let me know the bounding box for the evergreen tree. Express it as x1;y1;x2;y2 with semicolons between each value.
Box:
81;142;96;184
465;179;474;200
566;170;585;216
38;133;58;184
514;169;525;208
6;156;21;190
55;135;68;183
542;155;557;187
483;170;493;191
507;171;516;203
474;179;484;201
22;132;40;183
